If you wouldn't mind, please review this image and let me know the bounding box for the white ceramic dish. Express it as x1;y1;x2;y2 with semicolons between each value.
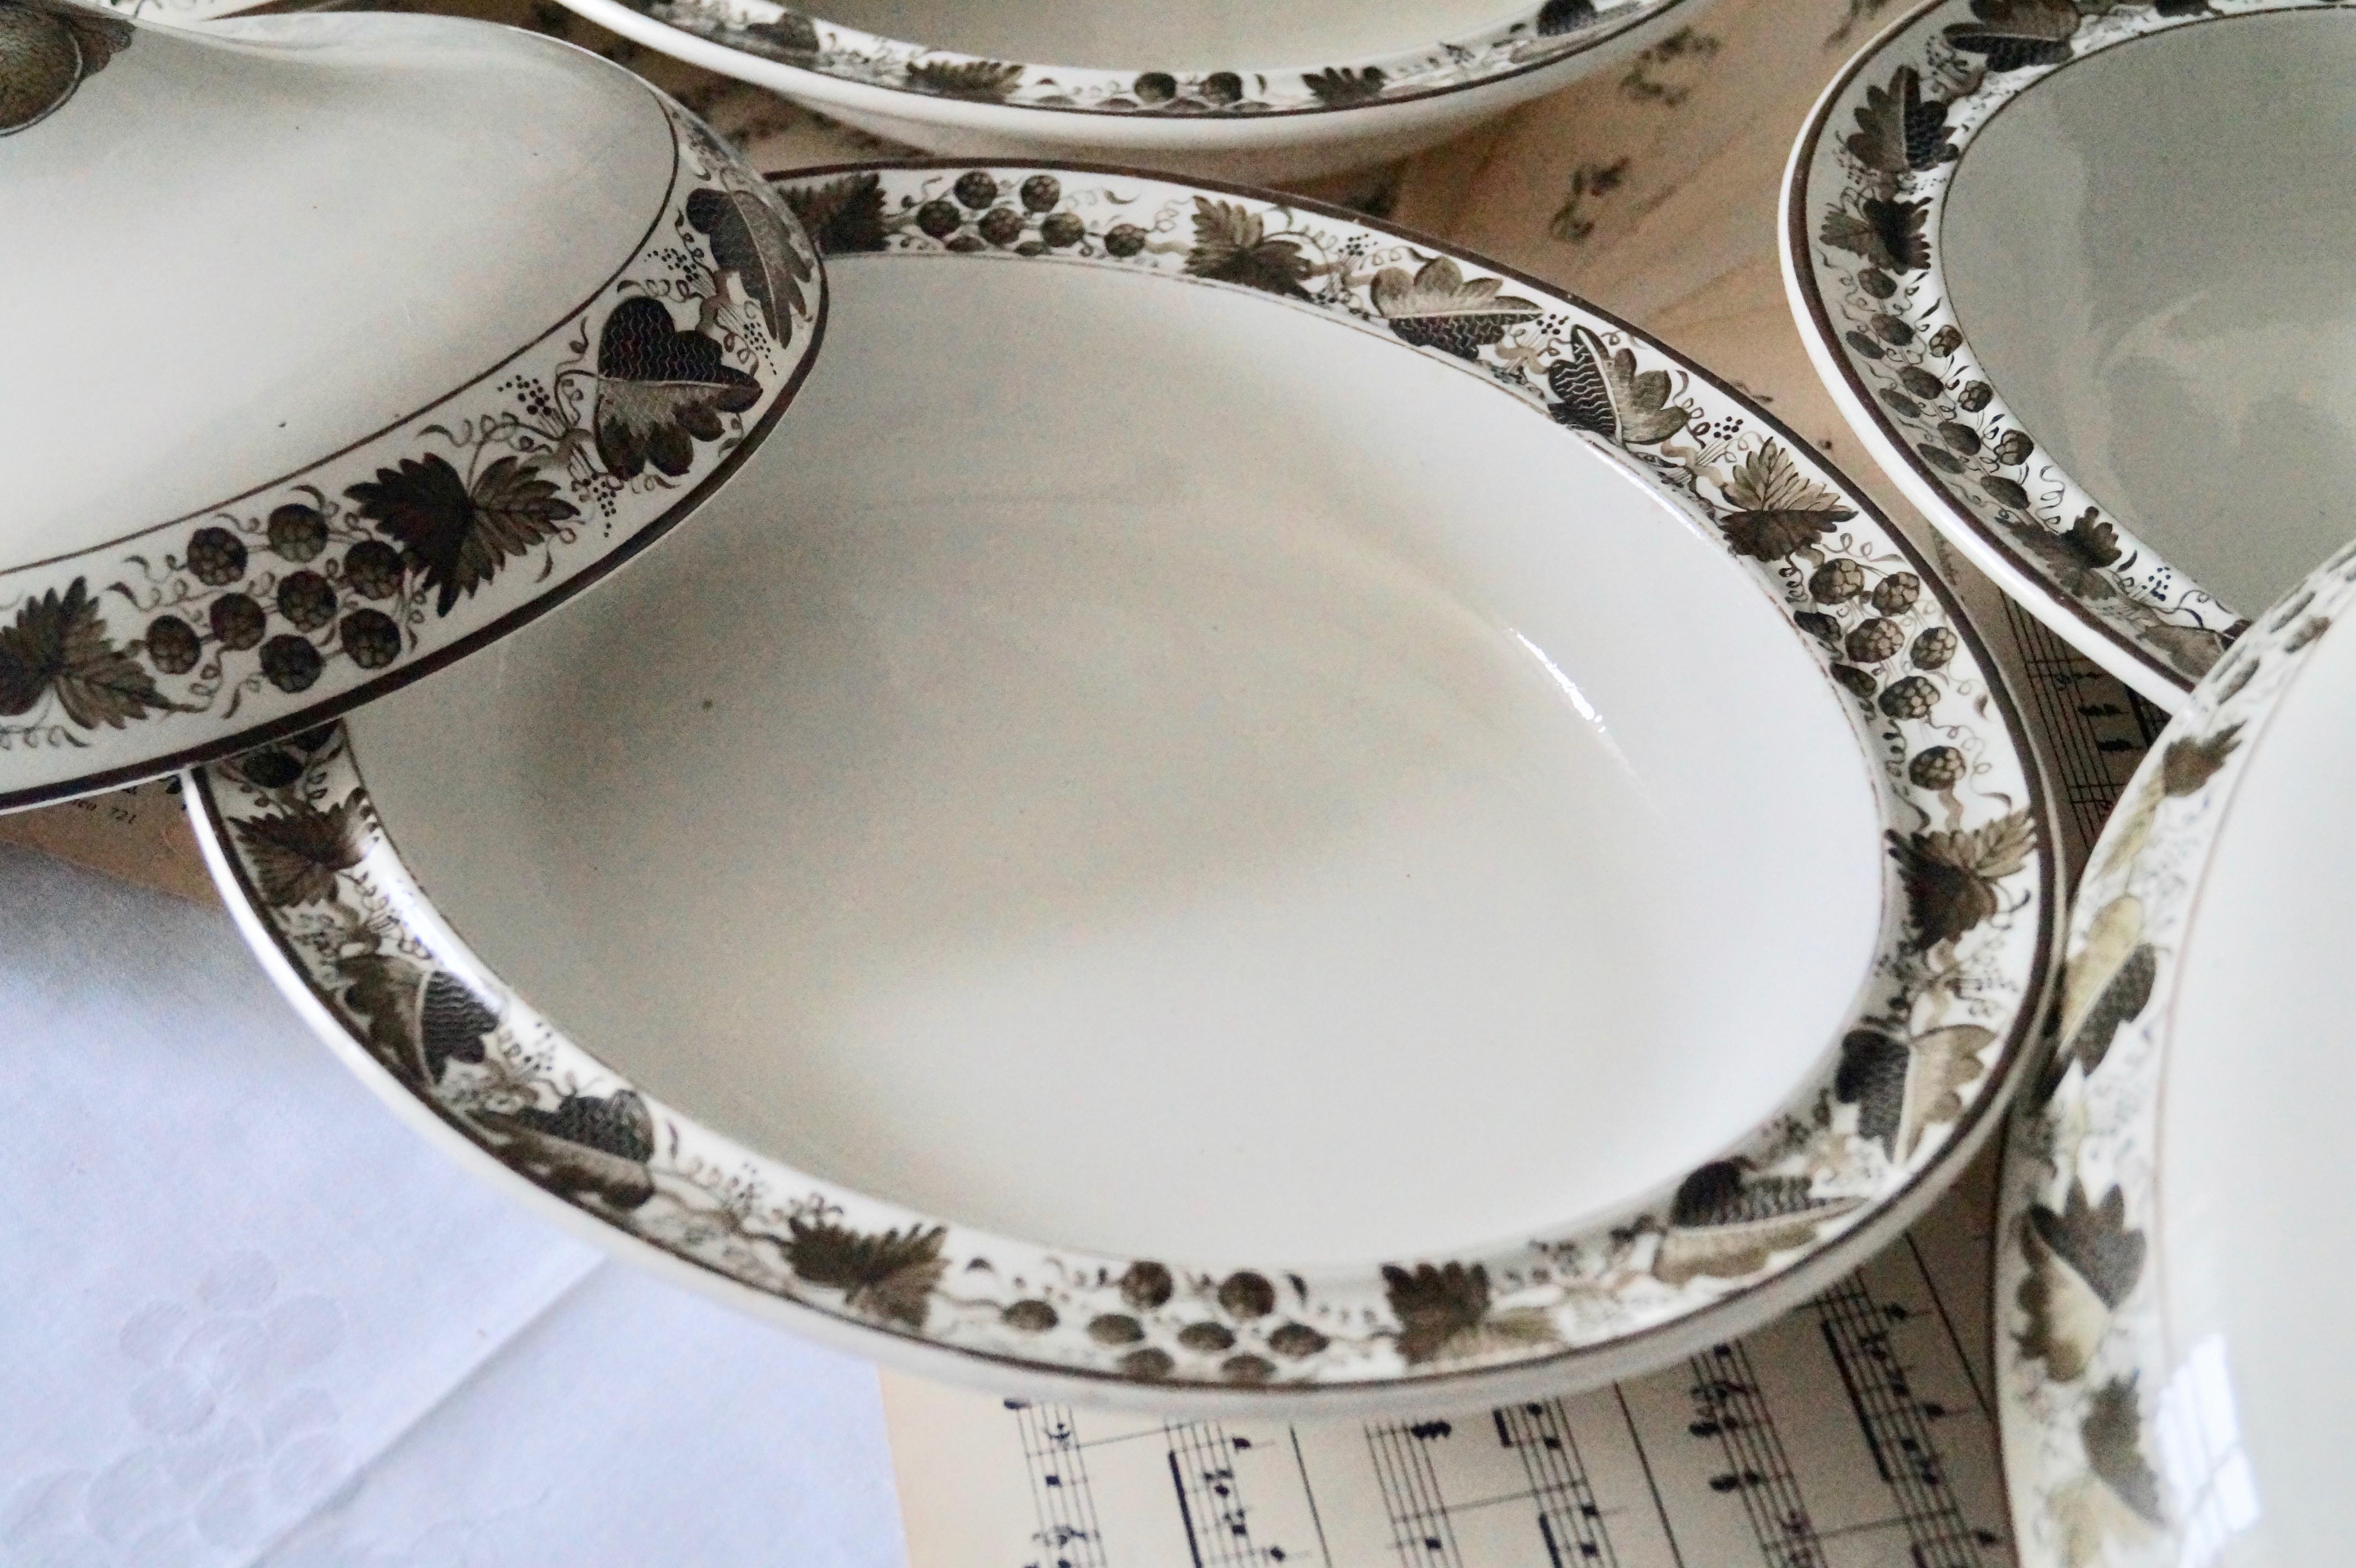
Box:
548;0;1712;183
1784;0;2356;710
0;2;820;811
1998;539;2356;1568
194;163;2059;1414
86;0;330;23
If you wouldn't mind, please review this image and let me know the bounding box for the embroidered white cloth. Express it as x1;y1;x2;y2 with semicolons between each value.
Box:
0;843;904;1567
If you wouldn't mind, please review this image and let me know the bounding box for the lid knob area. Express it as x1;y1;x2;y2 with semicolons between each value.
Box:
0;0;824;812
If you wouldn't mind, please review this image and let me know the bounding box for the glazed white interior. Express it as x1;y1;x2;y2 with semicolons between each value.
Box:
348;259;1882;1267
801;0;1530;71
1941;10;2356;620
8;13;673;560
2155;615;2356;1561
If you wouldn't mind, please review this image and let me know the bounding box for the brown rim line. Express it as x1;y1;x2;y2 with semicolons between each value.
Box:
1778;0;2203;707
0;280;829;819
564;0;1704;124
195;164;2065;1407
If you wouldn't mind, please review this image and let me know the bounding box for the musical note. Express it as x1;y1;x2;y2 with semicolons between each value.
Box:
1812;1272;1981;1567
1165;1421;1293;1567
1493;1398;1619;1567
2000;599;2169;856
1686;1341;1822;1568
1368;1418;1465;1568
1014;1404;1107;1568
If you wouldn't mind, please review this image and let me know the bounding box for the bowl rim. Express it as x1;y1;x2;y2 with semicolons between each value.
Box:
552;0;1706;122
192;158;2063;1414
1779;0;2340;712
1995;534;2356;1568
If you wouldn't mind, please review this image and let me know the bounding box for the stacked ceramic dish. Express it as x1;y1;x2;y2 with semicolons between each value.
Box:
529;0;1715;180
10;0;2075;1419
1783;2;2356;1563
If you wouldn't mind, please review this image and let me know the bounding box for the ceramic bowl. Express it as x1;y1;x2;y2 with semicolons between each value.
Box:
1998;539;2356;1568
193;162;2059;1414
0;2;821;811
1784;0;2356;710
547;0;1713;182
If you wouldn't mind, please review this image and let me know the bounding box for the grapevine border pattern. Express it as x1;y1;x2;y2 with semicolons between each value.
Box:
195;163;2060;1405
0;93;823;811
1998;535;2356;1568
627;0;1698;120
1787;0;2356;702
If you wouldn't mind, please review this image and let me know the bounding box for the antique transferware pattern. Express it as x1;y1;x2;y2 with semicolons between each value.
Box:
0;96;820;811
1787;0;2356;697
197;166;2058;1397
1998;536;2356;1568
628;0;1694;118
1;0;129;134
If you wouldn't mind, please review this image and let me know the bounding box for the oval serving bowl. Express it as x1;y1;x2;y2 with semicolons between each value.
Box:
0;3;821;811
1998;540;2356;1568
551;0;1711;183
1785;0;2356;710
193;163;2058;1414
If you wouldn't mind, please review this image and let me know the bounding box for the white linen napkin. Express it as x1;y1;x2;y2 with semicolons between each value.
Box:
0;842;903;1567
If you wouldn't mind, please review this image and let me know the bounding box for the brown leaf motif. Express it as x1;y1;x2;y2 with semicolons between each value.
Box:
2016;1182;2144;1382
345;452;577;616
684;184;810;341
782;171;888;256
2058;891;2143;1037
2040;894;2155;1101
1547;326;1689;446
901;58;1023;101
1845;65;1957;174
1381;1261;1556;1366
335;949;430;1080
589;295;763;482
735;9;817;60
1653;1162;1865;1286
230;790;365;906
0;0;130;136
2090;724;2236;882
785;1218;948;1329
481;1089;657;1210
2012;509;2123;599
2161;721;2242;797
1185;197;1313;299
1887;807;2036;950
1302;66;1385;106
1821;197;1931;272
1944;0;2083;71
1837;1023;1993;1160
1716;443;1856;560
2134;612;2231;679
2080;1377;2167;1526
331;951;496;1086
0;579;167;729
1368;257;1539;359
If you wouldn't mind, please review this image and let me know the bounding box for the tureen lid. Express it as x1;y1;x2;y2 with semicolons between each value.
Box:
0;0;824;810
